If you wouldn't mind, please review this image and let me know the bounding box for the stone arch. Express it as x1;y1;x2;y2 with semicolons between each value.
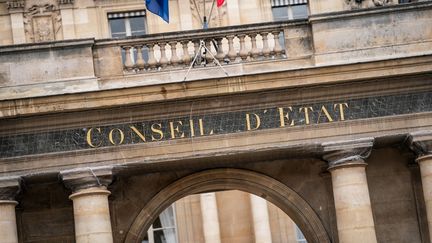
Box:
124;168;331;243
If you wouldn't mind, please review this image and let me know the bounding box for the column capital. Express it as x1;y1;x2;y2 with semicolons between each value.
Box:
408;130;432;158
60;166;114;193
0;176;22;201
322;137;374;170
6;1;24;13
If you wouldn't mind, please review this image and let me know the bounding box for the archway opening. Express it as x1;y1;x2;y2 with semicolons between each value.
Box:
142;190;308;243
125;168;330;243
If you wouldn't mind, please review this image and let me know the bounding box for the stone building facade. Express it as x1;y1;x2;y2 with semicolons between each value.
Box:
1;0;432;242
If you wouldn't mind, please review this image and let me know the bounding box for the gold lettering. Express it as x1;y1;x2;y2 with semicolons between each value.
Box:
199;119;214;136
317;105;334;123
278;107;295;127
130;125;146;142
86;128;102;148
151;123;164;141
299;107;314;125
109;128;124;145
169;121;185;139
189;120;195;137
334;103;349;121
246;113;261;131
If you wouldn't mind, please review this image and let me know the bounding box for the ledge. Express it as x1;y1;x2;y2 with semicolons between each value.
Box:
0;38;95;54
0;53;431;119
309;1;432;22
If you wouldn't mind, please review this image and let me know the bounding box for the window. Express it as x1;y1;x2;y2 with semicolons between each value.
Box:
108;11;148;66
108;11;147;38
142;205;178;243
271;0;309;21
295;225;307;243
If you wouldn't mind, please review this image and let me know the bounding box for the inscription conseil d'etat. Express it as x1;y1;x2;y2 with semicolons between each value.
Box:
85;103;348;148
0;91;431;158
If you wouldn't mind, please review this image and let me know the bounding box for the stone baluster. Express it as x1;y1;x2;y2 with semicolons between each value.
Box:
261;32;271;59
227;35;237;62
182;41;191;66
215;38;225;63
205;39;214;64
123;46;134;71
250;33;261;61
159;43;169;68
193;40;202;65
147;43;158;70
135;45;146;70
408;131;432;242
169;41;180;67
272;30;284;57
238;34;249;61
322;138;378;243
60;166;114;243
0;177;22;243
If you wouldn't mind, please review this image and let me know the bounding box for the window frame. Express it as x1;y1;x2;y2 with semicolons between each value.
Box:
271;0;309;21
144;205;179;243
108;10;147;38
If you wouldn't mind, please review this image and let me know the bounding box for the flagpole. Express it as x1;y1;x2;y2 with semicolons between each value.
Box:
208;0;216;27
203;0;207;29
192;0;203;26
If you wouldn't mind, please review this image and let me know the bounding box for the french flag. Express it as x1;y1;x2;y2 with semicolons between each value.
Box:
217;0;225;7
146;0;169;23
146;0;225;23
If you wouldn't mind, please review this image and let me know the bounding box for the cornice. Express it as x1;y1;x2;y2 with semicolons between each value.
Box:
0;53;431;119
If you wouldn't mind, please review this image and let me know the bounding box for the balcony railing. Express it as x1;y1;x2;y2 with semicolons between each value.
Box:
96;21;308;74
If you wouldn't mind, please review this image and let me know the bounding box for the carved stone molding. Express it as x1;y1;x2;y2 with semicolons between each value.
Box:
58;0;74;4
345;0;394;9
345;0;365;9
322;137;374;170
60;166;114;193
6;0;24;10
22;0;63;43
0;176;23;201
372;0;395;6
408;130;432;157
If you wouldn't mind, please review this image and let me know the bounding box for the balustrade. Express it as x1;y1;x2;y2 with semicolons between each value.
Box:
118;26;286;73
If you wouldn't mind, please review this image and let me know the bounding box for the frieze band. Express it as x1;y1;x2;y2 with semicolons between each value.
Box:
0;91;431;158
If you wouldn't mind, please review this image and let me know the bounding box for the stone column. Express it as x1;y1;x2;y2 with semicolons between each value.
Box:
250;194;272;243
322;138;378;243
0;177;22;243
60;167;114;243
200;192;221;243
408;131;432;241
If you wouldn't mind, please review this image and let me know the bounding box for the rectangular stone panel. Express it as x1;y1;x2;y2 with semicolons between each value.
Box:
0;91;431;158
